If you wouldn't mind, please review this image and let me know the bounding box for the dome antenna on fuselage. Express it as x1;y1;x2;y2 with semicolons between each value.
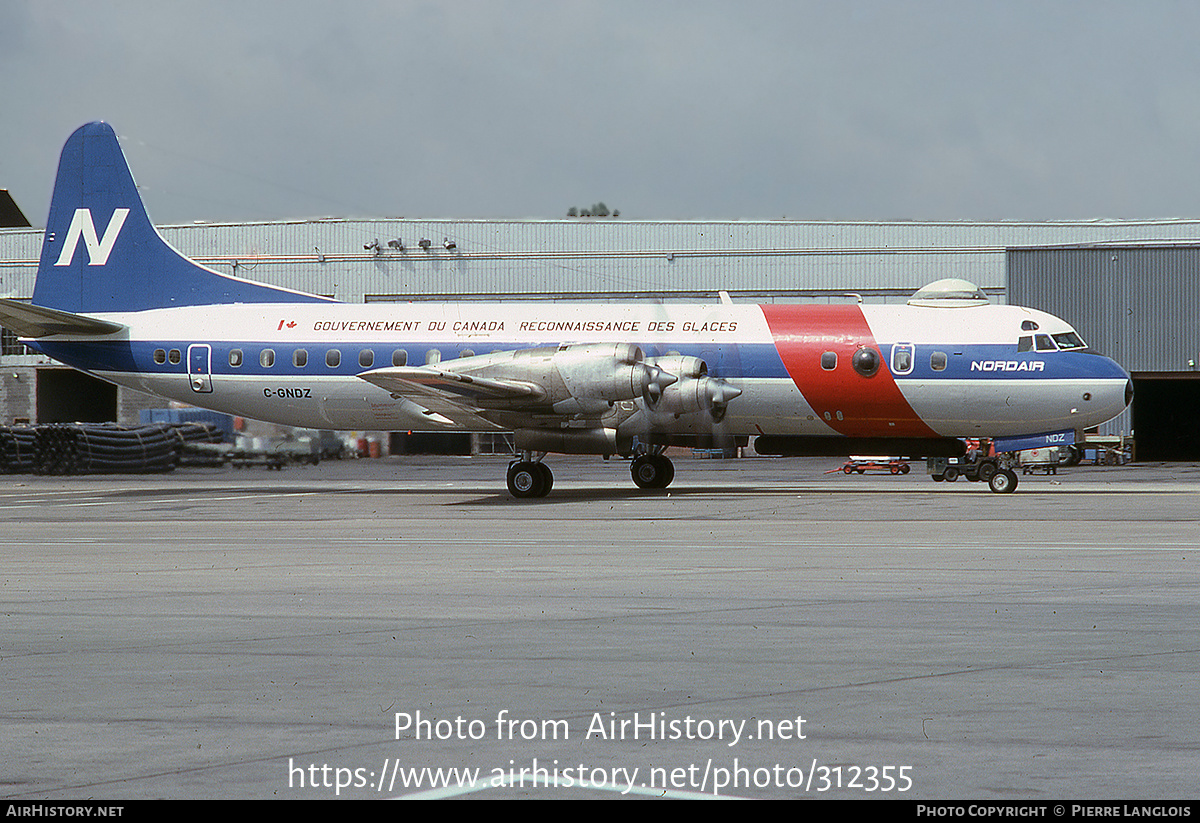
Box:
907;278;990;308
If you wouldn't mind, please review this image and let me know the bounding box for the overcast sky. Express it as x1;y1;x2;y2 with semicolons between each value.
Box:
4;1;1200;226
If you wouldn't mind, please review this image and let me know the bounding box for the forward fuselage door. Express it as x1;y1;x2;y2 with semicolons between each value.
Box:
188;343;213;393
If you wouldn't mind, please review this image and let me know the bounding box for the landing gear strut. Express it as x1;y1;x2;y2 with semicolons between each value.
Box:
630;453;675;489
507;457;553;498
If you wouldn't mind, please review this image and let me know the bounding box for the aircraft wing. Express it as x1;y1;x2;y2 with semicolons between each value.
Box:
385;393;508;430
357;343;676;429
357;366;546;430
357;366;545;403
0;298;126;338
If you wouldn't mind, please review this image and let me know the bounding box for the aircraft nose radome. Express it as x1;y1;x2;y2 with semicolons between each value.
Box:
1110;358;1134;410
1091;352;1133;386
1095;357;1134;422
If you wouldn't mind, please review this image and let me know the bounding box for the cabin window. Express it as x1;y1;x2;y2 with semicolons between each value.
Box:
293;349;308;368
820;351;837;370
229;349;243;367
460;349;475;359
930;351;948;371
359;349;374;368
153;349;167;365
326;349;341;368
260;349;275;368
392;349;408;367
426;349;441;366
168;349;181;365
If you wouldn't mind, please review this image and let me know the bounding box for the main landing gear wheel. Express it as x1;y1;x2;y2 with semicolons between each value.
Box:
630;454;675;489
507;460;553;498
988;468;1019;494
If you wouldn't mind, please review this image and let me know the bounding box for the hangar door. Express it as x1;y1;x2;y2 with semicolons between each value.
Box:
1130;373;1200;462
1009;245;1200;460
36;368;118;424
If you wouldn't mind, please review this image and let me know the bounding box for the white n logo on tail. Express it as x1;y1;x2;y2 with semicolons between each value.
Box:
54;208;130;266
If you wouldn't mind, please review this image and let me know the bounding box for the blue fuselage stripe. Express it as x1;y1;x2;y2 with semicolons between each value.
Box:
30;339;1129;383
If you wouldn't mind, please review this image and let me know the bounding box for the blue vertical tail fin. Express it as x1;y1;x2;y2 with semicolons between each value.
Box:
32;122;333;313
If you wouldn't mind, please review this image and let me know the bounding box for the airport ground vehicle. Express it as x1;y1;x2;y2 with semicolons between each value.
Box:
927;453;1017;493
833;458;911;475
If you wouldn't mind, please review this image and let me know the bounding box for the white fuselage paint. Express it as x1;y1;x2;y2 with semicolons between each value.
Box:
53;300;1132;441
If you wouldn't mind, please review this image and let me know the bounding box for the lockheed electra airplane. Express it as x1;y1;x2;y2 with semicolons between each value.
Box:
0;122;1133;496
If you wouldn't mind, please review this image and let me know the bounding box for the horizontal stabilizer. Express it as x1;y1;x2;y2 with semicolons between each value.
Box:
0;297;125;338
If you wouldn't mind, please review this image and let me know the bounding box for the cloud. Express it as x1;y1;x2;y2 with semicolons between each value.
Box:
5;1;1200;225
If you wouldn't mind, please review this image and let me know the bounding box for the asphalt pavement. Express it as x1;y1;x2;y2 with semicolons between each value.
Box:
1;455;1197;799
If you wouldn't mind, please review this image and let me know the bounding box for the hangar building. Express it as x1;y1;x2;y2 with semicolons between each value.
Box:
2;215;1199;457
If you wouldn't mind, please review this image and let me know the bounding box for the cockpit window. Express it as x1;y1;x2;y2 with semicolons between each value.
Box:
1052;331;1086;350
1034;334;1057;352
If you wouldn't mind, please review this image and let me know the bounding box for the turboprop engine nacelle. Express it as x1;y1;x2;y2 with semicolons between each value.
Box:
644;355;742;418
554;343;674;401
497;343;675;415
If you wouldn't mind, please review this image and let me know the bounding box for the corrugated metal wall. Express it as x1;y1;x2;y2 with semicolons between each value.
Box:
8;216;1200;306
1009;244;1200;442
160;218;1018;303
1008;246;1200;373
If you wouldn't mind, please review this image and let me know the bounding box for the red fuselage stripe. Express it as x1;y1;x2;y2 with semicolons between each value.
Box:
759;304;940;438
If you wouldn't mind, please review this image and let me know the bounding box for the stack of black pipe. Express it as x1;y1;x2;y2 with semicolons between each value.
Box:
0;422;225;475
0;426;38;473
37;423;182;474
167;422;226;449
170;422;229;467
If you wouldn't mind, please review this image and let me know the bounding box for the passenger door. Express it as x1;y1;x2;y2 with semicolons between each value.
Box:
188;343;213;393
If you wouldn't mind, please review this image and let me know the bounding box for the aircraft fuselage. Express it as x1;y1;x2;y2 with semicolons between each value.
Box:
7;121;1134;496
29;299;1131;445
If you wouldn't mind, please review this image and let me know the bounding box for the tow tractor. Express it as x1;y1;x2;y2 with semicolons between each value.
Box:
926;438;1019;493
